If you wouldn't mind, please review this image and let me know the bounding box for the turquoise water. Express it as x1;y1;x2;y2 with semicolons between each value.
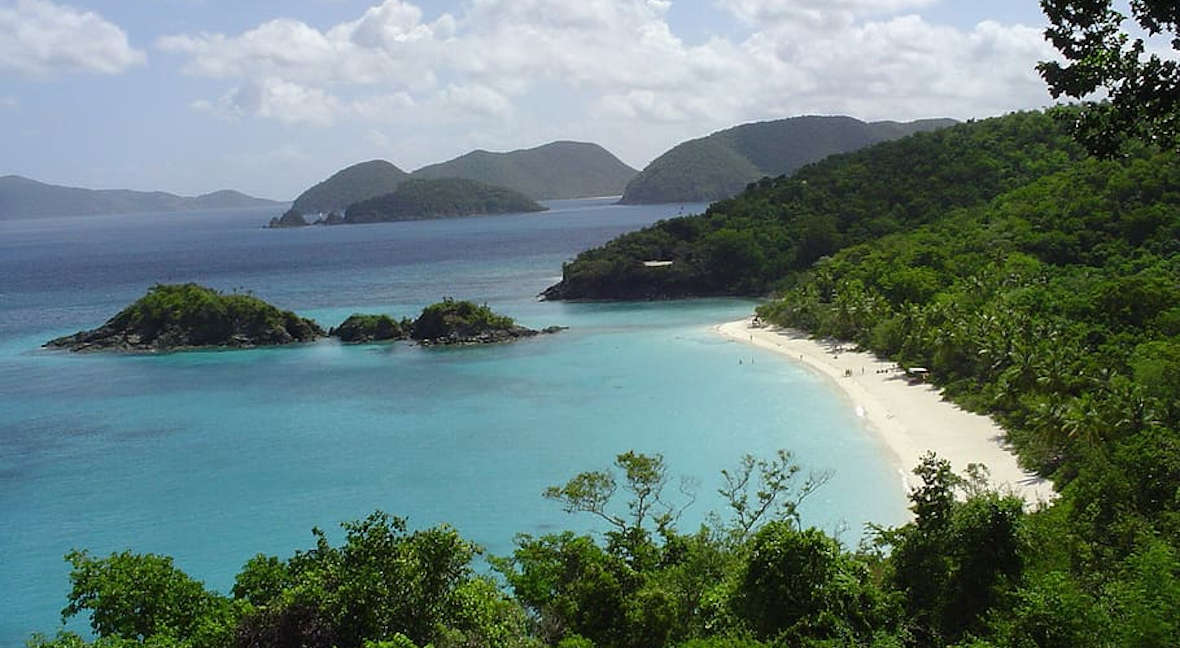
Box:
0;200;907;644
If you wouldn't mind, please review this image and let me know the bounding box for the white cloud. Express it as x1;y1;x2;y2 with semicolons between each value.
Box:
160;0;1055;163
194;78;342;126
717;0;938;28
157;1;450;88
0;95;17;108
0;0;145;77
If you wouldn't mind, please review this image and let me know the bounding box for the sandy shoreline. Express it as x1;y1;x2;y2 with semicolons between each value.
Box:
715;318;1055;505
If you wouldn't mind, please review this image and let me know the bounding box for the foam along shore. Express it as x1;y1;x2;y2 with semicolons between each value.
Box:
716;317;1055;506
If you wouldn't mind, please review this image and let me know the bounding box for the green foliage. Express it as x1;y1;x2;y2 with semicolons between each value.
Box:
52;283;324;350
231;554;290;607
331;313;410;343
410;298;517;341
619;115;953;204
60;550;232;645
344;178;545;224
876;457;1026;646
733;523;892;643
547;112;1083;299
1038;0;1180;155
718;450;832;539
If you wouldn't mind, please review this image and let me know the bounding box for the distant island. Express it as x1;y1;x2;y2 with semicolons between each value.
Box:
45;284;324;352
345;178;546;223
289;141;638;215
290;160;409;214
411;141;637;200
619;115;956;204
274;178;546;228
0;175;282;220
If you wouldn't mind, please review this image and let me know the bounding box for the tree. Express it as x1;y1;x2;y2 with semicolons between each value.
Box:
543;451;697;555
732;523;892;643
61;550;228;642
718;449;832;540
1038;0;1180;155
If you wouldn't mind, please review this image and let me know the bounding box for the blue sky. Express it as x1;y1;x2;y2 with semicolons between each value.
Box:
1;0;1059;199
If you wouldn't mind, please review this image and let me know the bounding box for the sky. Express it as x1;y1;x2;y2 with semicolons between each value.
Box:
0;0;1062;200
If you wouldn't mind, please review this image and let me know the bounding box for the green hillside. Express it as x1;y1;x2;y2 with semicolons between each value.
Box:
545;112;1082;299
343;178;546;224
411;141;638;200
0;175;281;220
620;115;956;204
291;160;409;214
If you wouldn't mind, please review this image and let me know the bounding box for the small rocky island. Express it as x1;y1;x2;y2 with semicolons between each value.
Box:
268;178;546;228
332;299;564;346
47;288;561;353
45;283;324;352
329;314;410;343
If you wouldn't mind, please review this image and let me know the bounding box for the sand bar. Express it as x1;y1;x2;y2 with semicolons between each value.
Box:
716;318;1055;505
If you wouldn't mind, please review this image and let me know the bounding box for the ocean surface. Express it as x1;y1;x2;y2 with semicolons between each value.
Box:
0;199;908;645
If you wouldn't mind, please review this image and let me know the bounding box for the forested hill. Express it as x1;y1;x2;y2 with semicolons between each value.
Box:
410;141;638;200
342;178;546;224
291;160;409;214
544;111;1084;299
619;115;956;204
0;176;281;220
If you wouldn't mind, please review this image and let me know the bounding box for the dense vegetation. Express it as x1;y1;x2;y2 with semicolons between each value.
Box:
45;284;324;351
619;116;955;204
545;112;1084;299
291;160;409;214
330;314;410;343
28;448;1180;648
0;176;279;220
412;141;638;200
344;179;545;224
1038;0;1180;156
408;298;560;345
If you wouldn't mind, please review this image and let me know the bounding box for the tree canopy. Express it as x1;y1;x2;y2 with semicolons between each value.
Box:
1038;0;1180;155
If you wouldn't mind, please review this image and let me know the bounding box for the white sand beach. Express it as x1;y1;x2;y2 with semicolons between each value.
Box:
716;318;1055;505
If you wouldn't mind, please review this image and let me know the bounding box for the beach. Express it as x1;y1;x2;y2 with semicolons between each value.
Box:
716;318;1055;505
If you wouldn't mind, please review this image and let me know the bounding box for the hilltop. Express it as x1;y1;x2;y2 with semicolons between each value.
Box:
0;175;281;220
619;115;955;204
545;112;1082;300
290;160;409;214
342;178;546;224
411;141;638;200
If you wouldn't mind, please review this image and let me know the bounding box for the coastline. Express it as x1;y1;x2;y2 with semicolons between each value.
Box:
715;317;1055;505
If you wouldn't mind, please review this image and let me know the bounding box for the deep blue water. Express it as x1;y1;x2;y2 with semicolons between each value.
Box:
0;199;907;645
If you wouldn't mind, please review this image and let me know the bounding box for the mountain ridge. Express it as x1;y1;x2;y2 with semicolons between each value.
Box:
0;175;282;220
290;159;410;214
410;140;638;200
619;115;957;204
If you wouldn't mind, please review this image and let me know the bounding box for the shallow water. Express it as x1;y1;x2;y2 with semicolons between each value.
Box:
0;199;907;644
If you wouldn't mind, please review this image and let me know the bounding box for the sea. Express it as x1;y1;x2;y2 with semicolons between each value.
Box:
0;198;908;645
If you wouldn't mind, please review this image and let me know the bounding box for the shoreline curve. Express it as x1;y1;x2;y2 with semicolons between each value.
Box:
714;317;1055;506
